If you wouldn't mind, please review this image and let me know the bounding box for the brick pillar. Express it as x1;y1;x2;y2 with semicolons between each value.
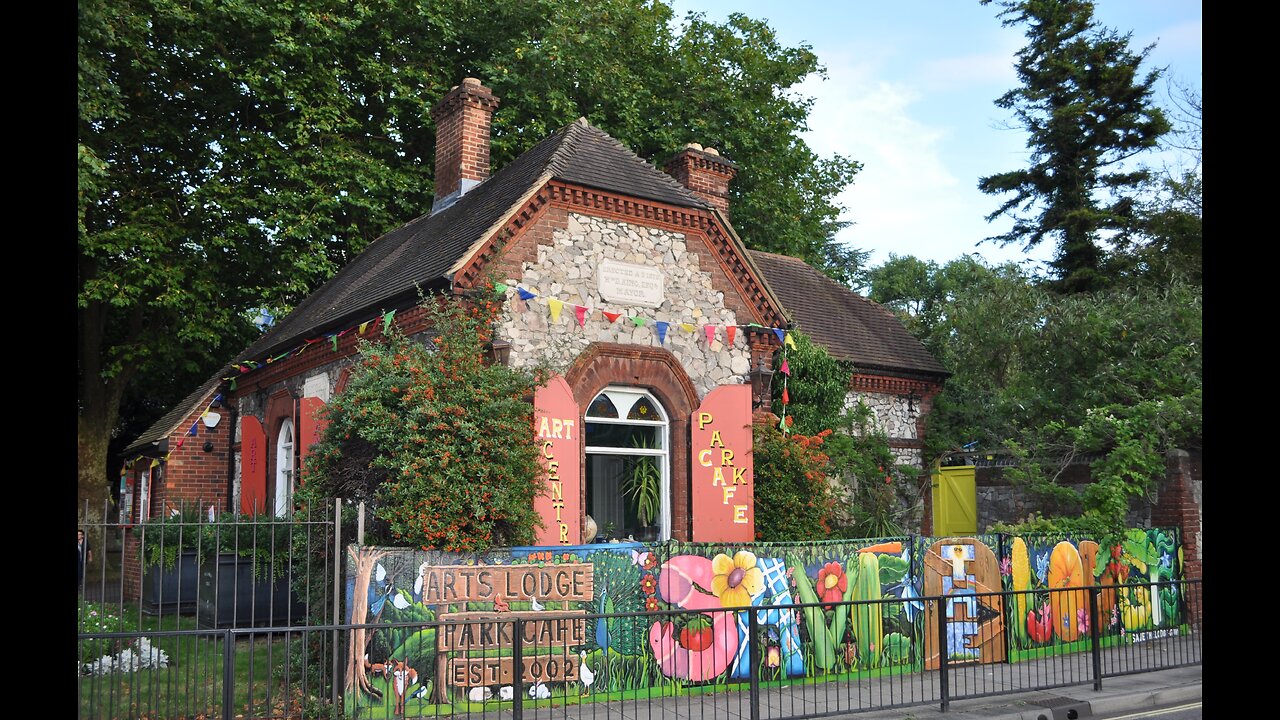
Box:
1151;448;1201;625
431;78;500;212
664;144;739;220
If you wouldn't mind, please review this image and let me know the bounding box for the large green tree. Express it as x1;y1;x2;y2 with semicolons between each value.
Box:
78;0;863;510
870;255;1200;533
978;0;1171;293
1109;82;1202;285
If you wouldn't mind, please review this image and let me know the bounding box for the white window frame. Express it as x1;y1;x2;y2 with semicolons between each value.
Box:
584;387;670;541
274;417;295;518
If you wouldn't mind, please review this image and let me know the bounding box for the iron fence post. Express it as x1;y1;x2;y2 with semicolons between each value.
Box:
1089;586;1102;691
332;498;342;712
223;629;234;720
513;616;524;720
938;596;950;712
748;608;761;720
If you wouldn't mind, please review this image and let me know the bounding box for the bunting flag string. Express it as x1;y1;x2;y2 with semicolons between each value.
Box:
217;283;801;407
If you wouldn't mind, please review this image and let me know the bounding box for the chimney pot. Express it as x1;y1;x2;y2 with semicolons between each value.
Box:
664;143;739;220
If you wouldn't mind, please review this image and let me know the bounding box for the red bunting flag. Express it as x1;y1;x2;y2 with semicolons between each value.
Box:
602;311;621;323
704;325;716;344
726;326;736;345
574;305;588;327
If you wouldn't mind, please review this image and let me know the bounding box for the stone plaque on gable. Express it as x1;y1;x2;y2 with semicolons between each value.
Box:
598;259;664;308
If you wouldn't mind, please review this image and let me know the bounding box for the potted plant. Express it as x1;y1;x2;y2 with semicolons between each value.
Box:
134;502;209;615
622;441;661;540
194;513;306;629
133;504;304;627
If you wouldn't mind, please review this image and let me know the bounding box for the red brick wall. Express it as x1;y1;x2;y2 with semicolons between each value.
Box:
1151;449;1202;581
431;78;499;204
121;393;231;601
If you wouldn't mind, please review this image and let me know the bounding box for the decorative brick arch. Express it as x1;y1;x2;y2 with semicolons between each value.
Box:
564;343;701;541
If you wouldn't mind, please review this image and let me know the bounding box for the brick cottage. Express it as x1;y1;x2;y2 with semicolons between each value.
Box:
120;78;949;595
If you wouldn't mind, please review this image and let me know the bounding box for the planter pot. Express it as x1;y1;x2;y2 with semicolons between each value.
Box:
141;550;200;615
196;553;305;629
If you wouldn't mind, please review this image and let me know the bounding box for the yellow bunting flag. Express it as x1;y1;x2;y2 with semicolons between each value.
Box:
548;298;564;322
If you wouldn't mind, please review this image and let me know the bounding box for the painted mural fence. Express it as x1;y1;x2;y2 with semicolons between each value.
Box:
335;580;1200;719
77;523;1199;718
341;529;1195;715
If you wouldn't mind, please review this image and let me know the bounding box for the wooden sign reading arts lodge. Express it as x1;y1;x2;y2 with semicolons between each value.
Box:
420;563;594;688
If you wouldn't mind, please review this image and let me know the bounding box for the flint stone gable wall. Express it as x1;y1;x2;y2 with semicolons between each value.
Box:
500;212;753;398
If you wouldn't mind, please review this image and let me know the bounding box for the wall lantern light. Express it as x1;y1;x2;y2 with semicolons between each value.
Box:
903;390;920;415
749;358;775;409
203;411;222;429
486;339;512;366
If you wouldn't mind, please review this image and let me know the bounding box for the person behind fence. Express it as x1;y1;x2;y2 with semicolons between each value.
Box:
78;528;92;590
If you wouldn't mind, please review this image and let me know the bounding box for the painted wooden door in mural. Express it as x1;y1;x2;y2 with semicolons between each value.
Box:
922;538;1005;669
931;465;976;536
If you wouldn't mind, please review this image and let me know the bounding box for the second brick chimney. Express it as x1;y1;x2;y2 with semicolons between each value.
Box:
664;143;739;220
430;78;501;214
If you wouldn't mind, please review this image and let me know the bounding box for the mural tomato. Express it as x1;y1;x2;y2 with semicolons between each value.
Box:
1027;604;1053;644
1046;542;1086;642
680;621;715;652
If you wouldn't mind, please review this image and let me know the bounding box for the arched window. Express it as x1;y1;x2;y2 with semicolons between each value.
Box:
274;417;295;517
585;387;669;542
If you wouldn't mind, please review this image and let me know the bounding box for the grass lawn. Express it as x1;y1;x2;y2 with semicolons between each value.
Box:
79;603;336;719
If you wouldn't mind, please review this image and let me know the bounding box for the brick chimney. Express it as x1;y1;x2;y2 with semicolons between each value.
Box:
664;143;739;219
430;78;500;214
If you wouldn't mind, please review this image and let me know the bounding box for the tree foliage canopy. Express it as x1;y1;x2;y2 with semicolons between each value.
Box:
298;296;548;553
754;331;917;539
78;0;863;507
870;255;1200;534
978;0;1171;293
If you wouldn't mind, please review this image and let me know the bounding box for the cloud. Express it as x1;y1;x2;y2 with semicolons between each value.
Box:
794;55;1029;267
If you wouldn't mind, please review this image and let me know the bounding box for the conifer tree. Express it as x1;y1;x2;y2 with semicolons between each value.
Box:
978;0;1171;292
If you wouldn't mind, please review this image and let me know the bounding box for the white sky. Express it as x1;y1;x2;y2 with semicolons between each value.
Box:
667;0;1203;272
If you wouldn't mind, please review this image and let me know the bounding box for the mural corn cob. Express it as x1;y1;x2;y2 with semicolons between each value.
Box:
788;558;849;671
848;552;883;668
1010;537;1031;648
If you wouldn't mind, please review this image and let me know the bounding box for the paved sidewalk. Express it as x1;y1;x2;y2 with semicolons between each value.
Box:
846;665;1202;719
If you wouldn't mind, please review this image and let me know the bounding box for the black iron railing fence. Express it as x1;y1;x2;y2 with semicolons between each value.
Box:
77;502;1200;719
79;574;1201;719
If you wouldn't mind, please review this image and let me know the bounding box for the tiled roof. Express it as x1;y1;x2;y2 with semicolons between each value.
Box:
748;250;949;378
123;373;225;455
231;119;710;366
127;120;712;456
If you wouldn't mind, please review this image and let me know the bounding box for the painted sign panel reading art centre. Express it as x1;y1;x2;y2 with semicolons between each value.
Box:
690;384;753;542
533;375;582;546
